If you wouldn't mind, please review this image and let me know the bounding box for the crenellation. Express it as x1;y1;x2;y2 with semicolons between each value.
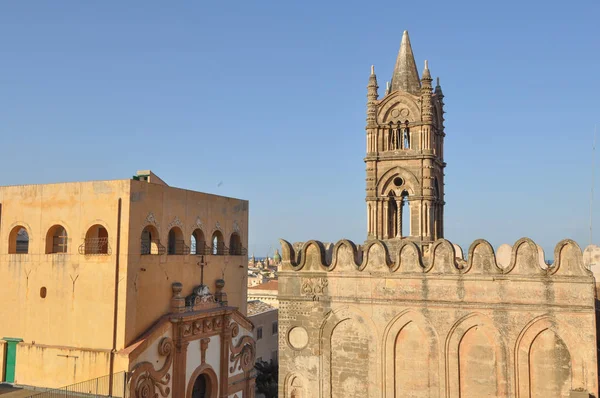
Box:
280;237;594;278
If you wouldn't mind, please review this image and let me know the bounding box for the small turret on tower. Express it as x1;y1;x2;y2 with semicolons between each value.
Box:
366;65;379;125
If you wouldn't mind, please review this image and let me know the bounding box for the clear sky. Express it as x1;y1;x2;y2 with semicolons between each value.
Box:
1;1;599;259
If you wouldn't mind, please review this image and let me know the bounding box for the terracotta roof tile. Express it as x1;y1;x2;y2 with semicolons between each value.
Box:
248;280;278;291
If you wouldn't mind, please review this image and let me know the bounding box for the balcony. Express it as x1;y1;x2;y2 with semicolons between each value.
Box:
191;240;211;255
168;239;190;255
141;239;166;255
78;237;111;255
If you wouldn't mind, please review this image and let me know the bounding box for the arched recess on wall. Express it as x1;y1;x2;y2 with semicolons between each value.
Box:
46;224;68;254
141;225;164;255
378;166;419;197
229;232;243;256
191;229;206;255
186;365;218;398
320;306;379;398
377;93;421;125
383;310;440;398
515;316;582;398
284;373;306;398
168;226;188;255
9;225;29;254
211;230;225;255
81;224;109;255
445;313;509;398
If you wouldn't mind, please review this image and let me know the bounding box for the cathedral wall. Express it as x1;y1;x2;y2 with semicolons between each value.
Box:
277;238;599;398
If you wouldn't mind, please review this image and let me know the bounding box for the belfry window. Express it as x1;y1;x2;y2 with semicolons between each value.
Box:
387;191;398;238
401;191;410;237
403;128;410;149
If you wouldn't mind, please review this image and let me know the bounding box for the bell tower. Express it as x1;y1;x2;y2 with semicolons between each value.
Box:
365;31;446;245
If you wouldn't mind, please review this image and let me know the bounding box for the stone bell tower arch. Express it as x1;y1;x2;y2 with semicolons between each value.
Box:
365;30;446;245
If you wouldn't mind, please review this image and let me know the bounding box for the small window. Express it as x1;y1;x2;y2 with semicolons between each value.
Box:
46;225;68;254
272;321;278;335
9;226;29;254
257;327;263;340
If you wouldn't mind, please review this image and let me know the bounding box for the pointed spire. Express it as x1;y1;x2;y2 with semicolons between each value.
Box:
390;31;421;95
385;82;391;96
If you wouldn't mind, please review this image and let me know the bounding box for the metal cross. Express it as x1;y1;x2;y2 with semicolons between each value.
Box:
197;255;207;286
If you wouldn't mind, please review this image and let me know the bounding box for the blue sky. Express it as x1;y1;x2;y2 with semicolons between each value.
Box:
0;1;599;259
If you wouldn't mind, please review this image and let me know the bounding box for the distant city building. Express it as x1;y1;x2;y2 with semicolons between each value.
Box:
0;170;256;397
277;31;600;398
247;300;279;364
248;280;279;309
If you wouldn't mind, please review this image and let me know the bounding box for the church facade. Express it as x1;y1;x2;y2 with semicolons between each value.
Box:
277;32;599;398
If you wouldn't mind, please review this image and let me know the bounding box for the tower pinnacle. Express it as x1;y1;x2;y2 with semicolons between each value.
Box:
390;31;421;95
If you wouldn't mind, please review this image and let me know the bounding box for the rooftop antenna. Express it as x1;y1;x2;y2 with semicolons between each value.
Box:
591;124;597;246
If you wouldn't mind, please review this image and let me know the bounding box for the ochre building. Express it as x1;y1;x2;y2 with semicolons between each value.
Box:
277;32;599;398
0;170;256;397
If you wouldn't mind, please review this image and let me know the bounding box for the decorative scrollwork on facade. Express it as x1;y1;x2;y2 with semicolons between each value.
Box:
192;217;203;231
229;334;256;373
144;212;160;228
128;337;173;398
231;322;240;338
167;216;184;230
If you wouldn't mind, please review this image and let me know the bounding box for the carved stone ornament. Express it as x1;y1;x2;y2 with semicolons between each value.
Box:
167;216;183;230
233;220;240;233
193;216;203;230
301;278;329;296
128;337;173;398
200;338;210;364
215;222;222;231
180;315;223;339
144;212;160;228
229;323;255;373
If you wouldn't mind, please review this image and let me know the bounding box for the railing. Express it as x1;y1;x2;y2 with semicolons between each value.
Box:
16;241;29;254
229;246;248;256
79;238;111;255
168;239;190;255
212;243;228;255
27;371;129;397
141;239;166;255
191;240;211;255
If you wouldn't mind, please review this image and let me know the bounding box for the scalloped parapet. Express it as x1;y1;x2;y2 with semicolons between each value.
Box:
278;237;593;277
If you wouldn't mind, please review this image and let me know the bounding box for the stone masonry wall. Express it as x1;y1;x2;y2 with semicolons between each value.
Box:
277;237;599;398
